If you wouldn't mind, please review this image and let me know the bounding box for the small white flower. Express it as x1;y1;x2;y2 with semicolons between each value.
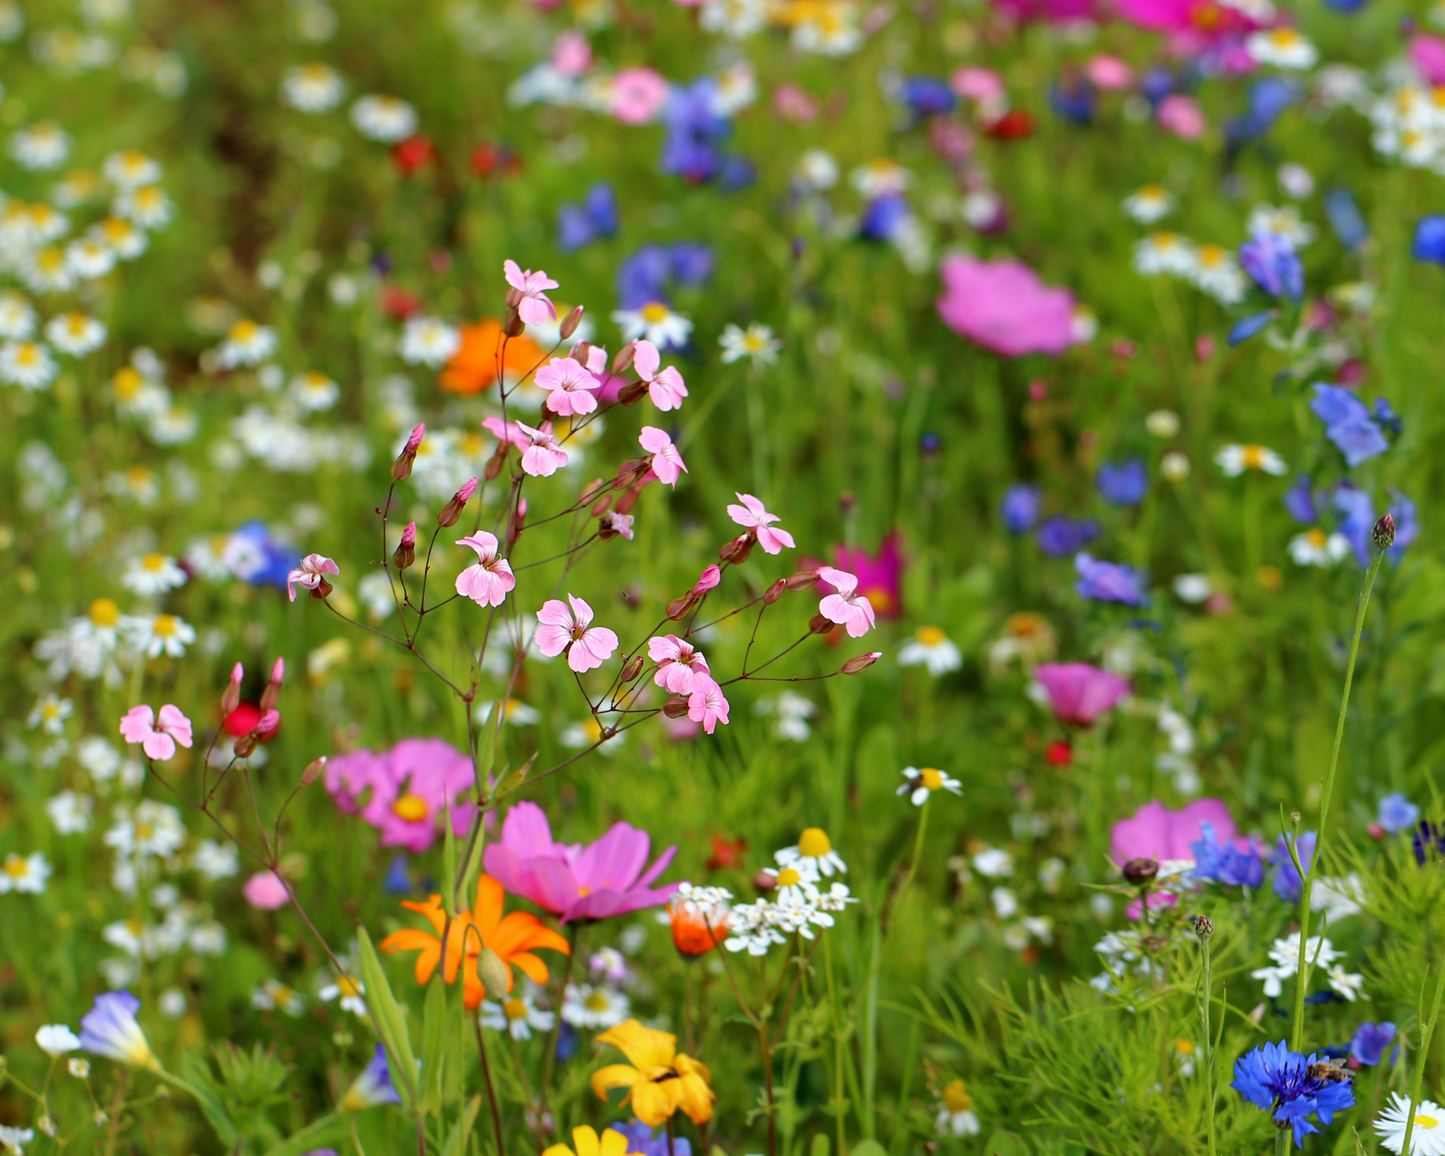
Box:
28;693;72;735
1189;244;1247;305
12;122;70;170
972;847;1014;878
719;322;781;367
121;611;196;658
561;982;630;1029
1134;232;1197;277
291;370;340;411
481;989;556;1039
1215;443;1287;476
318;975;368;1017
795;148;839;190
215;319;277;369
1278;162;1315;200
252;979;307;1016
102;150;162;189
896;766;963;806
1374;1091;1445;1156
1121;185;1174;224
66;237;116;280
612;302;693;350
46;790;92;834
192;840;240;880
850;159;910;199
350;94;417;142
1246;203;1317;247
0;1125;35;1154
112;184;173;229
282;63;345;112
122;552;187;595
1288;528;1351;567
0;292;35;339
1246;28;1318;70
935;1080;981;1137
774;828;847;877
35;1024;81;1056
0;852;51;894
897;625;962;676
398;317;461;367
0;341;58;390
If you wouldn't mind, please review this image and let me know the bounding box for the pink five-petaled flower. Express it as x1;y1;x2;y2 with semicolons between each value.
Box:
503;259;558;327
687;674;731;735
514;420;570;477
648;635;711;695
936;255;1077;359
535;594;619;672
632;340;689;411
536;356;600;417
726;493;795;554
816;567;877;638
639;426;688;487
1033;662;1131;726
118;704;194;761
455;532;516;607
286;553;339;602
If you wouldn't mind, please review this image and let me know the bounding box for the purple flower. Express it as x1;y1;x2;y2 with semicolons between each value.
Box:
901;76;956;118
342;1045;403;1110
1379;793;1420;834
1309;384;1389;468
1283;475;1316;524
1232;1040;1355;1148
1001;484;1042;533
1239;231;1303;302
80;991;159;1070
1413;821;1445;865
1387;490;1418;564
1349;1022;1396;1067
1271;831;1316;901
1036;515;1099;557
1190;821;1264;888
859;193;912;242
609;1121;694;1156
1074;553;1148;607
1096;459;1148;507
483;801;678;923
1333;485;1377;566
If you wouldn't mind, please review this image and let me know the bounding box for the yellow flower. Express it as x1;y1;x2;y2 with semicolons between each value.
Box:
543;1126;630;1156
590;1019;716;1126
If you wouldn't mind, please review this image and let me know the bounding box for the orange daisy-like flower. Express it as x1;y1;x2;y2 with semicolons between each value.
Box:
379;874;568;1008
590;1019;715;1126
440;318;544;395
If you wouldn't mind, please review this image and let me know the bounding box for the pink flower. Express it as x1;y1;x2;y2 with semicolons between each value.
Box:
989;0;1097;21
1085;54;1134;89
242;870;291;910
691;564;721;595
323;748;392;815
1110;799;1235;866
610;67;669;125
455;532;516;607
536;356;600;416
482;801;678;923
483;415;530;449
118;704;194;761
360;737;477;853
816;567;877;638
773;83;819;124
503;259;558;327
950;67;1005;103
1157;94;1205;141
632;340;688;411
639;426;688;487
551;29;592;77
1411;33;1445;85
937;255;1077;358
726;493;796;554
535;594;619;672
687;674;731;734
648;634;711;695
514;420;569;477
1033;662;1130;726
286;553;339;602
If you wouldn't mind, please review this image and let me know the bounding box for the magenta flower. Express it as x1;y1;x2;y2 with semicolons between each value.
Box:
633;340;688;411
287;553;339;602
832;532;903;619
610;67;669;125
648;634;711;694
536;356;600;416
503;259;558;326
727;493;796;554
687;675;731;735
536;594;619;672
639;426;688;487
691;564;721;595
1157;94;1206;141
242;870;291;910
119;704;193;760
359;737;477;854
514;420;569;477
483;800;679;923
455;533;516;607
323;747;391;815
1411;33;1445;85
1034;662;1130;726
483;415;530;450
817;567;877;638
1110;799;1236;867
936;255;1077;358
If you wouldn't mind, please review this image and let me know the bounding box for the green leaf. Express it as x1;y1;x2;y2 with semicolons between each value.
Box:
493;751;538;806
810;1133;831;1156
260;1112;349;1156
441;800;459;918
441;1094;482;1156
420;974;448;1116
175;1056;238;1147
849;1141;886;1156
356;925;418;1111
981;1130;1031;1156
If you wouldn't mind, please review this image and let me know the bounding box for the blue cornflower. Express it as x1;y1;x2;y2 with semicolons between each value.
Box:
1413;821;1445;866
859;193;912;242
1048;76;1095;125
1232;1040;1355;1148
1074;553;1148;607
1272;831;1316;901
1139;67;1176;107
1333;486;1377;567
609;1121;694;1156
382;853;412;895
668;242;715;287
1001;484;1042;534
1226;77;1300;144
1373;397;1402;434
901;76;956;119
1412;214;1445;265
1096;459;1148;507
1228;311;1276;346
660;78;731;183
1036;516;1100;558
557;182;618;253
1324;189;1368;250
1190;821;1264;888
227;522;298;593
1349;1022;1396;1066
1309;384;1389;468
1323;0;1367;12
342;1045;403;1110
615;244;714;310
1386;490;1418;564
1379;792;1420;834
1239;232;1304;302
716;155;756;191
1284;475;1316;524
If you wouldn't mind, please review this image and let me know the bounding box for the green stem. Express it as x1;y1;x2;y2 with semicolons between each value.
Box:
1401;960;1445;1156
1199;933;1217;1156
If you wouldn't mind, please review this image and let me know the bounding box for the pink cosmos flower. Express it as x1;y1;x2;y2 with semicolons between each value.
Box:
633;340;688;411
989;0;1097;22
514;420;569;477
1110;799;1235;867
1033;662;1131;726
649;634;711;695
773;83;819;124
482;800;678;923
937;255;1077;358
817;567;877;638
1410;34;1445;85
610;67;669;125
455;532;516;607
1086;54;1135;89
1114;0;1265;58
360;737;478;854
119;704;194;761
687;674;731;735
727;493;796;554
323;747;391;815
503;259;558;327
639;427;687;487
535;594;619;672
1157;94;1205;141
832;532;903;619
242;870;291;910
536;356;600;416
286;553;339;602
551;29;592;77
950;67;1005;103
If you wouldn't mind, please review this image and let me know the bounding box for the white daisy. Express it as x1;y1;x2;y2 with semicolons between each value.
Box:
1133;232;1198;277
774;827;847;877
148;407;198;445
719;322;781;367
561;982;630;1029
252;979;306;1016
122;552;187;595
102;150;162;189
1278;162;1315;199
282;63;346;112
1246;203;1316;247
215;319;278;369
46;790;92;834
897;766;963;806
24;246;75;294
612;301;693;349
51;169;98;208
11;122;70;170
27;693;72;735
92;216;146;259
350;94;417;142
935;1080;982;1137
318;974;368;1016
26;203;70;244
1288;527;1351;567
1246;28;1318;70
1121;185;1174;224
191;839;239;879
398;316;460;367
290;370;340;411
897;625;963;676
850;158;911;199
700;0;769;37
0;291;35;339
1189;244;1247;305
1215;443;1287;476
66;236;116;279
112;185;173;230
0;341;57;390
121;611;197;658
44;311;106;356
0;852;51;894
1375;1091;1445;1155
105;800;186;858
480;990;556;1040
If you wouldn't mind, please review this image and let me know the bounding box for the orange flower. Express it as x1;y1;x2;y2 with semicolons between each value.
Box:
668;900;727;958
440;319;544;395
379;874;569;1008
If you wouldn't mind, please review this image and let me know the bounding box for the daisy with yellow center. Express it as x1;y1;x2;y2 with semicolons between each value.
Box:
1374;1091;1445;1155
215;318;278;370
1214;443;1287;477
775;826;848;877
1288;527;1351;568
898;765;963;806
1246;26;1318;69
899;625;964;676
1121;184;1174;224
611;300;693;350
719;321;782;367
936;1078;981;1136
318;974;368;1016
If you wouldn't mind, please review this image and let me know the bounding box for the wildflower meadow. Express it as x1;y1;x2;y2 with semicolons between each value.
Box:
7;0;1445;1153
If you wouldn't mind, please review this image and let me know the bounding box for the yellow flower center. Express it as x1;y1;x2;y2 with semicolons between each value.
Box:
1196;244;1224;268
920;768;943;791
113;371;144;405
503;998;528;1020
640;302;669;324
915;625;948;647
743;333;767;351
272;984;294;1003
229;319;258;343
1306;529;1326;548
1139;184;1165;200
41;702;60;719
66;314;87;335
135;823;154;839
15;344;37;365
584;991;611;1011
152;614;177;638
1270;28;1298;46
90;598;119;626
1175;1038;1195;1055
36;248;63;271
336;976;360;997
136;188;161;209
775;868;802;888
1152;232;1177;249
3;855;28;877
142;553;165;571
1241;445;1265;469
797;827;831;858
101;218;133;243
1418;1114;1441;1129
460;431;485;457
126;467;153;487
942;1080;972;1113
391;794;429;822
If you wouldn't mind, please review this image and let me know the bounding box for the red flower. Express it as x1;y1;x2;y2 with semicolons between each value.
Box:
985;109;1034;140
379;285;421;320
223;703;280;743
705;833;747;871
1044;740;1072;767
471;142;522;180
392;134;435;176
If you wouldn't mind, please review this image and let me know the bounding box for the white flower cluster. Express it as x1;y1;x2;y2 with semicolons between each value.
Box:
1251;933;1365;1001
1370;83;1445;174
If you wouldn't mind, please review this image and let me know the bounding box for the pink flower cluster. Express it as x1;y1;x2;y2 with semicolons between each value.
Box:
323;737;478;853
649;634;730;733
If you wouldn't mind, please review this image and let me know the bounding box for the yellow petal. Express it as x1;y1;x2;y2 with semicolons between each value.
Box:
595;1019;676;1071
599;1130;631;1156
673;1071;717;1124
571;1126;601;1156
591;1063;643;1100
675;1054;713;1085
630;1079;676;1127
542;1146;575;1156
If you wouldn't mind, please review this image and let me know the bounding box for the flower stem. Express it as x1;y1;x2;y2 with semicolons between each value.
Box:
1401;958;1445;1156
1198;933;1217;1156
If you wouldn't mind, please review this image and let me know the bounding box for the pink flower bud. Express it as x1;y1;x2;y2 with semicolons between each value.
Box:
302;755;327;784
221;662;243;714
560;305;585;340
260;659;285;711
764;579;786;605
394;520;417;570
691;565;721;596
612;341;637;374
439;477;479;527
842;651;883;674
253;709;282;738
393;423;426;480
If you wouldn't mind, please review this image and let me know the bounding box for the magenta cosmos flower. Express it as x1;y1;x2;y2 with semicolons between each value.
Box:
633;340;688;411
727;493;795;554
536;355;600;417
119;704;193;760
1110;799;1236;866
455;532;515;607
325;738;476;853
639;426;688;487
1033;662;1130;726
483;801;679;923
937;255;1077;358
833;532;903;619
817;567;877;638
503;259;558;327
536;594;619;672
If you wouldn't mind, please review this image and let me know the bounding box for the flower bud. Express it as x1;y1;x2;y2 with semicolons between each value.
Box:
785;569;821;590
618;380;649;406
302;755;328;785
560;305;585;341
505;312;527;338
809;613;834;634
260;658;285;711
221;662;243;715
753;868;777;892
234;733;258;759
841;651;882;674
579;477;607;504
507;499;527;550
1290;810;1301;825
571;342;592;369
394;520;417;570
764;579;787;605
621;655;645;683
1121;858;1159;885
590;493;614;517
310;577;334;600
612;341;636;374
1193;914;1214;940
392;423;425;480
438;477;479;528
614;483;643;516
476;947;510;998
254;709;282;740
505;287;523;309
666;591;700;621
1372;513;1396;551
663;696;690;718
484;441;509;481
720;534;753;565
